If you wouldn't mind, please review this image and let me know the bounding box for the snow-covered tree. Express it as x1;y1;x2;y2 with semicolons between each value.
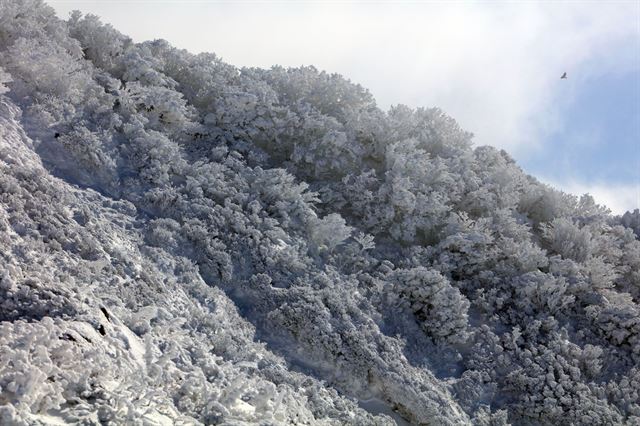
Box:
0;2;638;424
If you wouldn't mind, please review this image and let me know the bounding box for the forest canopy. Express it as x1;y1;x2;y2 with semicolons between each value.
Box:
0;1;639;425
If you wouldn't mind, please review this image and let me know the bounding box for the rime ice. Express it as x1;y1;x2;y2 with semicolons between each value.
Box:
0;1;639;425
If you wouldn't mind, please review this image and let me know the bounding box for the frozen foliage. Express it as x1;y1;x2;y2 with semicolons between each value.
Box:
390;267;470;344
0;1;639;424
0;96;390;425
619;209;640;238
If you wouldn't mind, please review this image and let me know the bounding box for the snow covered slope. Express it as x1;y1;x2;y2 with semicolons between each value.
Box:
0;97;406;425
1;1;639;425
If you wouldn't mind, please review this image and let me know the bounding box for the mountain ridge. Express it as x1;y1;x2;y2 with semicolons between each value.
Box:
0;1;639;424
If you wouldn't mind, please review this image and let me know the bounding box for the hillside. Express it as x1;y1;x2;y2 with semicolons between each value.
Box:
0;1;639;425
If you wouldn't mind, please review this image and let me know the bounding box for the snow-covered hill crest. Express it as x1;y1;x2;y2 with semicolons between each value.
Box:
1;1;639;424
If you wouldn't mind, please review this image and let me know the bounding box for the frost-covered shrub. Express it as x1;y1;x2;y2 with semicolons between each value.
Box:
391;267;470;343
518;183;577;225
607;367;640;421
585;291;640;360
512;271;575;317
52;125;118;187
308;213;353;252
2;37;89;103
459;146;528;215
67;11;131;73
497;325;624;424
386;104;473;158
120;123;187;188
124;81;198;137
255;65;377;123
248;167;318;229
619;208;640;237
542;217;593;262
382;138;456;242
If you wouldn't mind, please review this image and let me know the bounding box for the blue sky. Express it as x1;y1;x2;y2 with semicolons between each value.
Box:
522;68;639;213
49;1;639;214
541;69;638;184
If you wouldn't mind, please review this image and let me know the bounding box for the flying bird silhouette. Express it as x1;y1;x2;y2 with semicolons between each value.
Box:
560;72;567;79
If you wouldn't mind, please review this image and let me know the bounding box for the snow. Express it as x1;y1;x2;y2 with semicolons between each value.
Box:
0;2;638;425
358;398;411;426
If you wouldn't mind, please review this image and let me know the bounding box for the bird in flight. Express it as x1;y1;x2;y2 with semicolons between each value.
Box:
560;72;567;79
